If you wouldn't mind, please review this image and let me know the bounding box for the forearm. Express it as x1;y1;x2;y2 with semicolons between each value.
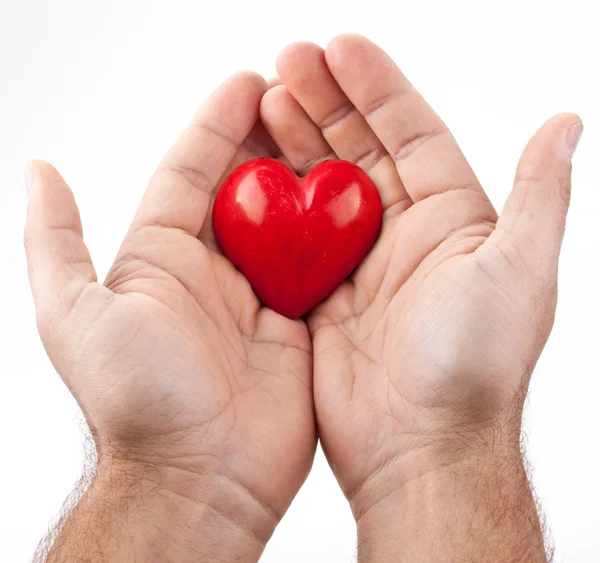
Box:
45;459;273;563
354;436;547;562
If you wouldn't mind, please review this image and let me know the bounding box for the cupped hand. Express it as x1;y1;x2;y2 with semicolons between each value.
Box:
261;35;581;524
25;73;316;551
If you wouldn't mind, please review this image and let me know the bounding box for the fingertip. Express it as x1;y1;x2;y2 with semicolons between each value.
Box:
202;71;268;135
544;112;582;129
24;159;50;189
538;113;583;143
325;33;374;65
276;41;324;77
26;158;53;172
567;120;583;159
260;84;310;147
260;84;293;115
524;113;583;164
25;159;67;186
25;160;69;205
552;113;583;159
226;71;268;95
326;33;368;50
536;113;582;142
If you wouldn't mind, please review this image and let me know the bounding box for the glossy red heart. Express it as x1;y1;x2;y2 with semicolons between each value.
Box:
213;158;383;318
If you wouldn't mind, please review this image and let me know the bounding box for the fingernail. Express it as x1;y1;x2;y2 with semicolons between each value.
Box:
24;165;34;199
566;122;583;159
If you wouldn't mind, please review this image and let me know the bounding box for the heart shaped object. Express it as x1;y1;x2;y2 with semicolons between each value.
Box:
213;158;383;319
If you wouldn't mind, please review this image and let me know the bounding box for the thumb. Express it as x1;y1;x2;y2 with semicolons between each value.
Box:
24;160;98;341
496;114;583;271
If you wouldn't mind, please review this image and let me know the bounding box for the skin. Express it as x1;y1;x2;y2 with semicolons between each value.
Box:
25;35;581;563
261;34;582;562
25;73;316;563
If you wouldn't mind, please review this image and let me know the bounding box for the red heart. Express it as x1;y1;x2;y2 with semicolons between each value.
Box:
213;158;383;319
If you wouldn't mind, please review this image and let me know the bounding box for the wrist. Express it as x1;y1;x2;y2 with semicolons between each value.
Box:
353;433;546;562
349;418;522;519
47;456;277;563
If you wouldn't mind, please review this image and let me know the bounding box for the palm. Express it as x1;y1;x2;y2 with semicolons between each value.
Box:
87;211;312;514
27;73;315;523
262;35;574;510
310;189;540;498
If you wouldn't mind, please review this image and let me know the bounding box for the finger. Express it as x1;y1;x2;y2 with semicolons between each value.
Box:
325;34;485;203
24;161;98;333
132;72;267;236
267;76;282;88
261;85;336;174
493;114;582;270
277;42;410;213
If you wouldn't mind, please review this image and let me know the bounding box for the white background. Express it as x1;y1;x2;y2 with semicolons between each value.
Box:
0;0;598;561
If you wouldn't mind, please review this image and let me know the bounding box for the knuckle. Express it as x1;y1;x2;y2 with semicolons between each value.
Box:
513;170;546;187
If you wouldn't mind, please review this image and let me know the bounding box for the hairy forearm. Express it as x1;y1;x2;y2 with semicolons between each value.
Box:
355;438;547;563
43;459;272;563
